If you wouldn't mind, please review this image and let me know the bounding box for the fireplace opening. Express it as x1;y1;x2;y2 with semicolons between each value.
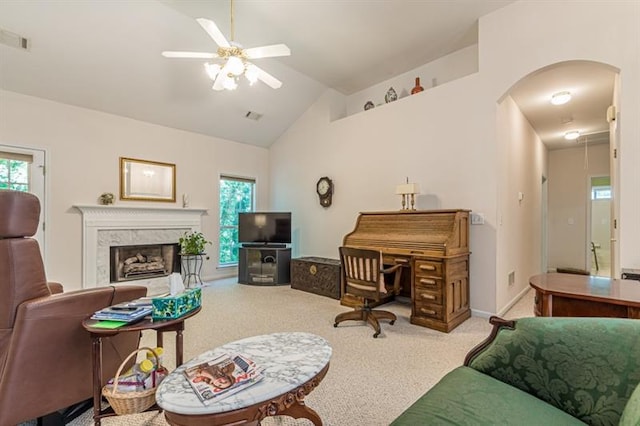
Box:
110;243;180;283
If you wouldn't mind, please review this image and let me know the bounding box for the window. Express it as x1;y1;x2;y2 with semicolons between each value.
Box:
591;186;612;200
219;176;255;266
0;151;32;191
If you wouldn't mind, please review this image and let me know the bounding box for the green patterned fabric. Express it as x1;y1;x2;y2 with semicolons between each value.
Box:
620;382;640;426
468;317;640;426
391;366;586;425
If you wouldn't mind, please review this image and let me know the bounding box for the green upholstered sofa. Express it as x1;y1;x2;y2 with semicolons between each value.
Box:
391;316;640;426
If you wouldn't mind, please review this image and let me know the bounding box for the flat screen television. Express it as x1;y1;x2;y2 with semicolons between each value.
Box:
238;212;292;245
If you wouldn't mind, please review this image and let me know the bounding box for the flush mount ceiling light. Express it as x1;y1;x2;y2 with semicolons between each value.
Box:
564;130;581;140
550;91;572;105
161;0;290;91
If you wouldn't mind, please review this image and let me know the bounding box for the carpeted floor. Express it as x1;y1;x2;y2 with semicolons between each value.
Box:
62;279;534;426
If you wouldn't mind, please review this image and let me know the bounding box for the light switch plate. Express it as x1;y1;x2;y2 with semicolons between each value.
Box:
471;212;485;225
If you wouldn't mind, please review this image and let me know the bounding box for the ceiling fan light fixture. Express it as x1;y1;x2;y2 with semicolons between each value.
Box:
551;91;572;105
222;75;238;91
204;63;221;80
226;56;245;76
564;130;581;140
245;64;259;85
163;3;289;91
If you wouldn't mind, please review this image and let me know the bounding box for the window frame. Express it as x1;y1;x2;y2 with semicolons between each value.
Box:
218;175;255;267
0;151;32;191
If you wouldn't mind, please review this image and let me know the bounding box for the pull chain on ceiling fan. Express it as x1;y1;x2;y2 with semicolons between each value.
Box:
162;0;290;91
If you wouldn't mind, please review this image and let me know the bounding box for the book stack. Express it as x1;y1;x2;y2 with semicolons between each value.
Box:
91;303;153;323
183;353;263;404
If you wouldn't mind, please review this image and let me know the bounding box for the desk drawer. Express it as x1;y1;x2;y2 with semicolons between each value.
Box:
383;254;411;266
415;259;443;277
415;276;441;290
414;289;442;305
413;303;443;320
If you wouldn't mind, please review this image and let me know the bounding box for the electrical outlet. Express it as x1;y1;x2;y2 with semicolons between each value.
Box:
508;271;515;286
471;212;485;225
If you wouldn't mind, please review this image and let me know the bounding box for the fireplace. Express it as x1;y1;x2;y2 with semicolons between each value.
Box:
74;205;207;291
110;243;180;283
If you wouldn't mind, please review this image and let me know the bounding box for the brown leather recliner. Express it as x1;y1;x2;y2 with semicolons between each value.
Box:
0;190;147;425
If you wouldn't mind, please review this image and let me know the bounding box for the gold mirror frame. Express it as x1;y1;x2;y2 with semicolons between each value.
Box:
120;157;176;202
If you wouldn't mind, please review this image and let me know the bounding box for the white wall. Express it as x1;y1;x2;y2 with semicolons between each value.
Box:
271;74;499;313
0;90;270;290
270;0;640;314
495;95;547;313
547;144;610;271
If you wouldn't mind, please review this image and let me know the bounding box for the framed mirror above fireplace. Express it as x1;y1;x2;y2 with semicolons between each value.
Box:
120;157;176;202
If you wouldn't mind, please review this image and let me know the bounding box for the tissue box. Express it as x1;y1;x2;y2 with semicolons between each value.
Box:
152;288;201;320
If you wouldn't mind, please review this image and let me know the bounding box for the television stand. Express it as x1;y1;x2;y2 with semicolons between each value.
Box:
242;243;287;249
238;246;291;285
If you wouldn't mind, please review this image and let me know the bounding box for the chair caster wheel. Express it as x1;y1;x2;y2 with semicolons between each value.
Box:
334;323;338;328
390;320;395;325
373;332;380;338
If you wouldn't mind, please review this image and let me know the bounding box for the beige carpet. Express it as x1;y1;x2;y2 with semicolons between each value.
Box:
65;279;534;426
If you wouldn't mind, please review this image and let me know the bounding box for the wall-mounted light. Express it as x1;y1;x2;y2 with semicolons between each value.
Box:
564;130;581;140
551;91;571;105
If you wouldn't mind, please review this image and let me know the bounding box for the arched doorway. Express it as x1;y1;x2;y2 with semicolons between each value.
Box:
503;60;619;277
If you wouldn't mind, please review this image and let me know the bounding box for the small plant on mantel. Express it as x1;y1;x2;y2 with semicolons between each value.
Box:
179;231;211;255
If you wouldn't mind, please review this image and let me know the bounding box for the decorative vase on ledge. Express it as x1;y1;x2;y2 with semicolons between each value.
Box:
385;87;398;103
411;77;424;95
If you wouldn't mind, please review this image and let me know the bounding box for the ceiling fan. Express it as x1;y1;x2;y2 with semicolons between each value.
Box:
162;0;290;91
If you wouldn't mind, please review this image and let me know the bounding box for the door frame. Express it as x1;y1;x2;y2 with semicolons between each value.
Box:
0;144;48;260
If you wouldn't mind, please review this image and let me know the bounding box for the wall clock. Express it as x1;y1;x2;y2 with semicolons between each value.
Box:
316;177;333;207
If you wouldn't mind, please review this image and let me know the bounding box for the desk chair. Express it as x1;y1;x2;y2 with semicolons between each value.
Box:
334;246;403;338
0;190;147;425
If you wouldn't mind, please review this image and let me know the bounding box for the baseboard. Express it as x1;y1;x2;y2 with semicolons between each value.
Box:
471;286;532;319
496;286;531;317
470;309;492;319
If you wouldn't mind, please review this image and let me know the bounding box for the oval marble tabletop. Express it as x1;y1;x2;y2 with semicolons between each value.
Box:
156;332;332;415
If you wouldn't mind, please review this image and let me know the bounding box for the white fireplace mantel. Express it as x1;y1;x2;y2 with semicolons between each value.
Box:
75;205;207;288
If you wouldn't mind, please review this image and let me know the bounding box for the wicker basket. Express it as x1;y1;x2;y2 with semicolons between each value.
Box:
102;347;161;415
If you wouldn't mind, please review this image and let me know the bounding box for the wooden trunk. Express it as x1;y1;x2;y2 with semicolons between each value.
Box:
290;257;341;300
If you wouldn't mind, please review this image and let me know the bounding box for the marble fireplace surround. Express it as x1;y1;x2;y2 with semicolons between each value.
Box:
75;205;207;290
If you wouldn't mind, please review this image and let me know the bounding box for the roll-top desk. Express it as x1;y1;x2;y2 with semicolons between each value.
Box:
343;210;471;332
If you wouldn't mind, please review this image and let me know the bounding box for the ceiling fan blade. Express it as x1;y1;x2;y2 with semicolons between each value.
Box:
196;18;231;48
244;44;291;59
254;65;283;89
162;51;218;59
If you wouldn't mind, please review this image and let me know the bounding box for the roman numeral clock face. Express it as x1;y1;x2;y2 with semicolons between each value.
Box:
316;177;333;207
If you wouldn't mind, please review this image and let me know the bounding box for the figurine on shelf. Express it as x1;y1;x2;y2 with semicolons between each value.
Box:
411;77;424;95
99;192;114;205
364;101;375;111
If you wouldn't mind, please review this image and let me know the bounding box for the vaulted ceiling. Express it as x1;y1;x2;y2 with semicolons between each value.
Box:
0;1;612;150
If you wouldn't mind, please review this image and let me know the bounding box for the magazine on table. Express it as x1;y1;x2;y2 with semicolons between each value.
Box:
183;353;263;404
90;305;152;322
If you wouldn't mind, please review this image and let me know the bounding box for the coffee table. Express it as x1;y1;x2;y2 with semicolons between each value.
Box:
156;332;332;426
